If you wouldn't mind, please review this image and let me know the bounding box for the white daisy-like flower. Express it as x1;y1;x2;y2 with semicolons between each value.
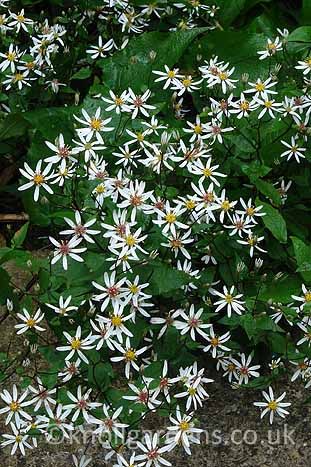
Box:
152;64;182;89
44;133;75;170
209;285;245;317
74;107;113;141
15;308;45;334
18;160;54;202
0;43;20;72
49;236;87;270
8;9;33;33
111;337;148;379
136;432;171;466
203;327;231;358
280;136;306;163
1;421;32;456
0;385;33;425
165;408;203;456
72;132;106;162
253;386;291;424
257;37;283;60
45;295;78;316
127;88;156;119
56;325;94;364
153;201;188;237
295;56;311;75
60;210;100;243
102;89;131;114
65;386;101;423
86;35;114;59
230;353;260;384
174;305;211;341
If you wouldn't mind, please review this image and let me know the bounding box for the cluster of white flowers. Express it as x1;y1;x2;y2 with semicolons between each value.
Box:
2;2;311;463
0;3;67;93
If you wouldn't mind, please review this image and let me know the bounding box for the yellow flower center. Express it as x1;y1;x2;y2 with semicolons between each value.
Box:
6;52;16;61
125;235;136;246
306;58;311;67
225;294;233;303
14;73;24;82
71;338;81;350
182;78;192;87
246;207;255;216
114;97;124;106
26;318;36;328
210;337;219;347
268;42;276;51
264;100;272;108
165;213;176;223
90;118;102;130
15;435;22;443
247;237;257;246
111;315;122;327
33;174;44;185
304;292;311;302
167;70;175;78
10;401;20;412
221;200;231;211
268;400;278;410
125;349;136;361
17;15;25;22
179;420;190;431
185;200;196;210
96;184;106;193
188;387;197;396
137;132;144;142
129;284;139;294
194;125;202;134
203;168;212;177
218;72;228;81
240;101;249;111
255;83;265;91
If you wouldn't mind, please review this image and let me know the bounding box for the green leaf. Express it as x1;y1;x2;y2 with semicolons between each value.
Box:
98;28;208;90
23;107;75;140
71;67;92;80
288;26;311;52
201;31;269;80
0;113;29;141
241;161;271;180
215;0;247;26
148;261;190;295
11;222;29;249
254;179;281;206
259;200;287;243
259;275;301;302
216;0;273;27
88;362;113;389
291;236;311;282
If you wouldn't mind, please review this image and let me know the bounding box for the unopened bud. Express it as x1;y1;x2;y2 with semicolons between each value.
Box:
40;196;49;205
74;92;80;106
241;73;249;83
149;50;157;61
